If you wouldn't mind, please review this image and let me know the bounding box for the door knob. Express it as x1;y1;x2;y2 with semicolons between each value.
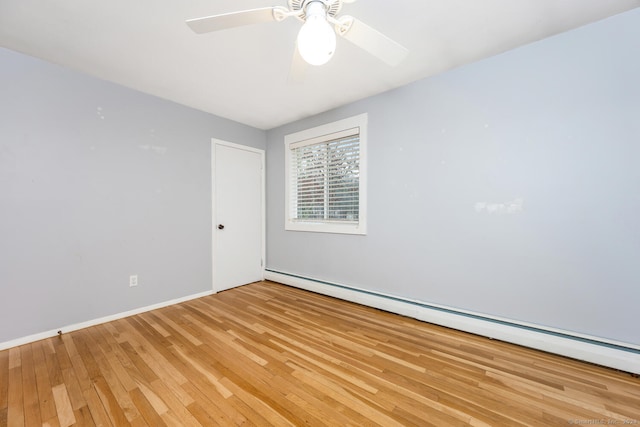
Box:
218;224;225;230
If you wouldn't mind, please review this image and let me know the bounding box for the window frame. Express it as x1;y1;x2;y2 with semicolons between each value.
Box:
284;113;367;235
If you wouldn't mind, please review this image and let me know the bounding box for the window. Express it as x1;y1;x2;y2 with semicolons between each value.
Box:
285;113;367;234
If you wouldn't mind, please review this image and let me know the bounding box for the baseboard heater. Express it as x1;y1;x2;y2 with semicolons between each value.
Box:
264;269;640;375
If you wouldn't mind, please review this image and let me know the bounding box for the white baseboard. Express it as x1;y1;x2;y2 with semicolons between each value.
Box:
265;270;640;375
0;289;216;351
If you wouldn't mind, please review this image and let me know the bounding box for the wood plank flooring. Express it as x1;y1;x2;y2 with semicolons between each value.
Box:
1;281;639;426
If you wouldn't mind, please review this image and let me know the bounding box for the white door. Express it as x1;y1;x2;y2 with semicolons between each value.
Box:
213;140;264;292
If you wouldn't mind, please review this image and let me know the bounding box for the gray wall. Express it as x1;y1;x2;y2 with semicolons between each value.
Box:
0;48;265;343
266;9;640;346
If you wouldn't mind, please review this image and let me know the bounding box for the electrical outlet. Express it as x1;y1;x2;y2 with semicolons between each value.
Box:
129;275;138;287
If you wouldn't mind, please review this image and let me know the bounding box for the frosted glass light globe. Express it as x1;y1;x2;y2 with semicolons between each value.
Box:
297;13;336;66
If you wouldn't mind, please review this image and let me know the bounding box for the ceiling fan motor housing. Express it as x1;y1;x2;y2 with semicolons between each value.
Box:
289;0;343;21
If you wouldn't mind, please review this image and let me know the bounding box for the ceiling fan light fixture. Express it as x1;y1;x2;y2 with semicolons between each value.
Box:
297;1;336;66
187;0;409;70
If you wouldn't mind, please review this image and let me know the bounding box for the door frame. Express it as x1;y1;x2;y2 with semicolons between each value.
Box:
211;138;266;293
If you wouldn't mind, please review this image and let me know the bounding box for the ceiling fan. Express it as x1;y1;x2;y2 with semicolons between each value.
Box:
186;0;409;68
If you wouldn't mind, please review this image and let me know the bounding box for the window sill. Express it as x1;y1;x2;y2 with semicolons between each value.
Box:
285;221;367;235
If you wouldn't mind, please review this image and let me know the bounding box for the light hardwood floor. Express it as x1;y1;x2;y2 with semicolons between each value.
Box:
1;281;639;426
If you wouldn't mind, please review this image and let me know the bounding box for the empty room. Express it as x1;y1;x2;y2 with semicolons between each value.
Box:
1;0;639;425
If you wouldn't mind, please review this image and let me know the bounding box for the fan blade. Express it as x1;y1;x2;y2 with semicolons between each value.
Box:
336;16;408;66
288;43;308;83
186;7;277;34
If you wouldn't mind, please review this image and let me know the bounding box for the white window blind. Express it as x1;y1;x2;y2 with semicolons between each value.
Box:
289;127;360;224
284;113;367;235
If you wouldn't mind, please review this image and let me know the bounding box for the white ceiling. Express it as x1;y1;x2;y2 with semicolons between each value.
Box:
1;0;639;130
